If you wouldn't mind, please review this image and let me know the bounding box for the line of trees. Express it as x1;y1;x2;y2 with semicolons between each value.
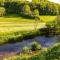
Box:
0;0;60;17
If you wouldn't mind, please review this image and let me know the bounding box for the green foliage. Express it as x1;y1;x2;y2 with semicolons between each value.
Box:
0;0;60;16
46;2;58;15
0;7;5;16
32;0;39;4
22;46;30;53
46;43;60;60
22;4;34;19
32;0;48;4
33;9;39;17
4;2;23;14
23;4;31;15
0;29;41;45
56;16;60;26
54;16;60;35
31;41;41;51
33;9;40;30
40;20;58;37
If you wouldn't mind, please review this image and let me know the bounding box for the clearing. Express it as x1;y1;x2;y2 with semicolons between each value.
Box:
0;16;56;33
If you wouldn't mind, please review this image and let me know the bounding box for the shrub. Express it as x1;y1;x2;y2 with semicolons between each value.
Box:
0;7;6;16
46;43;60;60
22;46;30;53
31;41;41;51
40;21;57;37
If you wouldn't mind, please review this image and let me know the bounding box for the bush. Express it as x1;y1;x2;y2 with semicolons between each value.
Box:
40;21;57;37
31;41;41;51
22;46;30;53
0;7;6;16
46;43;60;60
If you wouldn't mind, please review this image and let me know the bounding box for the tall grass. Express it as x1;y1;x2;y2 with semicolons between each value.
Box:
0;30;41;45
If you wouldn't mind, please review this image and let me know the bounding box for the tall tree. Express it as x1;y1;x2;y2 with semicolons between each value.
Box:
23;4;31;15
33;9;40;30
0;7;6;16
32;0;48;4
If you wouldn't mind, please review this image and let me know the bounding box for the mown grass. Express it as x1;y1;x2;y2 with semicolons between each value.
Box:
0;16;56;32
0;16;56;22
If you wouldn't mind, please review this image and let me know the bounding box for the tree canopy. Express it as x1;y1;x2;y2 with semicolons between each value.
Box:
0;0;60;17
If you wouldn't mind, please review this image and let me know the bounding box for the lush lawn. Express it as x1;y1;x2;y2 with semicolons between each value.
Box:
0;16;56;22
40;16;57;22
0;16;57;32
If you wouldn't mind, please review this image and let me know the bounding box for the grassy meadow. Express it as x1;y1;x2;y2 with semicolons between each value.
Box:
0;16;57;32
0;16;57;45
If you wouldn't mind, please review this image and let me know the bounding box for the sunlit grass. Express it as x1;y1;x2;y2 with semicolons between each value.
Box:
0;16;56;32
0;16;57;45
40;16;57;22
0;16;56;22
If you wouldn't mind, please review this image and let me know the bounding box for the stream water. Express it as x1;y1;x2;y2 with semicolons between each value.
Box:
0;36;59;53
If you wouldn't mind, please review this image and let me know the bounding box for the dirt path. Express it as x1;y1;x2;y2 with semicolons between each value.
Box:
0;52;17;60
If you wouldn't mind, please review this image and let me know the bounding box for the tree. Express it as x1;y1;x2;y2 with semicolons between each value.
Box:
32;0;40;4
0;7;6;16
46;43;60;60
32;0;47;4
4;2;22;14
45;21;57;37
33;9;40;30
31;41;41;51
23;4;31;15
46;2;59;15
53;4;58;15
33;9;39;17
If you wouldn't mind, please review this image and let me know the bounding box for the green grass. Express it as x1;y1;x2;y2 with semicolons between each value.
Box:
0;16;56;32
0;16;56;22
40;16;57;22
0;30;41;45
0;16;57;45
